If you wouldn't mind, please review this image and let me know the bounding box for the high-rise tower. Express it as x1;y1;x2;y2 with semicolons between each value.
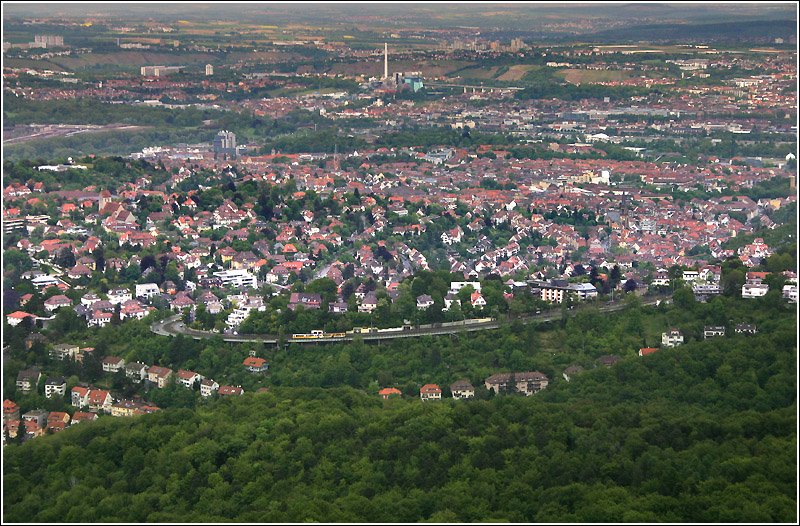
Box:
384;43;388;79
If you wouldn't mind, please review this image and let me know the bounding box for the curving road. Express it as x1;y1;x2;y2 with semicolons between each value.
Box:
151;295;668;345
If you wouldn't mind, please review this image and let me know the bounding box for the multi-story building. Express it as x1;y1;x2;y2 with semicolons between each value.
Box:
34;35;64;48
213;130;237;158
213;269;257;290
44;377;66;399
662;329;684;347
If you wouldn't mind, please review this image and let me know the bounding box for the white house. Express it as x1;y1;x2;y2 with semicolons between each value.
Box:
213;269;258;289
450;281;481;294
661;329;684;347
200;378;219;397
135;283;161;300
107;288;132;305
742;282;769;298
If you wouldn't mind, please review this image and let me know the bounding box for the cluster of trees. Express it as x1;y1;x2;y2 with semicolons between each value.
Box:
507;143;639;162
3;98;225;128
374;127;513;150
3;296;795;521
4;127;216;162
515;81;653;102
2;156;157;192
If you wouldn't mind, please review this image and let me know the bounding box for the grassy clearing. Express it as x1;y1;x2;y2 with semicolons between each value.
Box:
496;64;542;81
556;68;635;84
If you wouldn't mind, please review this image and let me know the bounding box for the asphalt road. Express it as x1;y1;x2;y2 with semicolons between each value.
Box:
150;295;668;345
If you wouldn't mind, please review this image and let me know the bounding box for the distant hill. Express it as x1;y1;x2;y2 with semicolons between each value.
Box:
583;19;796;43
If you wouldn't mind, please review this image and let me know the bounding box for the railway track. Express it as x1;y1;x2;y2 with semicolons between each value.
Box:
150;295;668;345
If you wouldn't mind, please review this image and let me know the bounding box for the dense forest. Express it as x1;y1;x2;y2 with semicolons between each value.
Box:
3;293;796;522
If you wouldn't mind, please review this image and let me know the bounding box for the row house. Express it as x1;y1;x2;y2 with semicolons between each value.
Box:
71;386;113;413
485;371;549;396
288;292;322;311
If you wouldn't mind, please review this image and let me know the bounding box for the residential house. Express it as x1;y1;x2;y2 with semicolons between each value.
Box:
288;292;322;311
416;294;434;310
735;323;757;334
444;293;461;310
484;371;549;395
378;387;402;399
16;368;42;393
44;295;73;312
218;385;244;396
742;281;769;298
782;284;798;303
597;355;621;367
243;357;269;373
125;362;148;383
420;384;442;401
703;326;726;339
22;409;48;428
44;377;66;399
46;411;70;433
176;369;203;389
146;366;173;388
450;380;475;399
50;343;79;361
88;310;113;328
662;329;684;347
329;300;349;313
135;283;161;300
88;389;113;413
101;356;126;373
471;292;487;308
6;311;36;327
71;411;98;424
23;419;45;440
3;400;20;422
71;386;90;408
359;291;378;313
107;288;133;305
638;347;659;357
170;292;196;311
200;378;220;397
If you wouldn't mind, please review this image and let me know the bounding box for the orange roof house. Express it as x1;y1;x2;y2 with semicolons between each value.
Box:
379;387;402;399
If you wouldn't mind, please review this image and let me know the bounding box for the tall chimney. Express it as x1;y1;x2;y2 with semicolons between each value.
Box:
384;42;388;80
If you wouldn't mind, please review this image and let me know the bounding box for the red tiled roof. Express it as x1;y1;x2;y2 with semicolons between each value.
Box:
243;357;267;368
